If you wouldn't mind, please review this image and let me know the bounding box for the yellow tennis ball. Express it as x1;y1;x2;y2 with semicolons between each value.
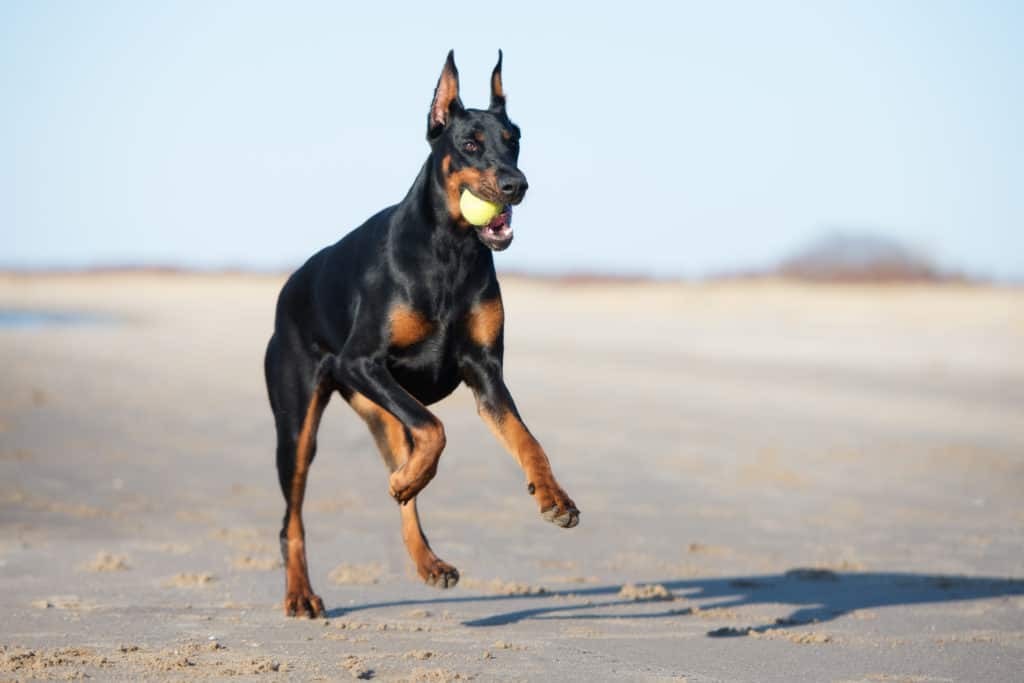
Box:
459;189;501;226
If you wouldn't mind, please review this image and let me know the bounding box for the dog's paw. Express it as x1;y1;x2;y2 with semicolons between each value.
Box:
541;503;580;528
284;589;325;619
533;484;580;528
388;462;436;505
418;558;459;589
388;479;415;505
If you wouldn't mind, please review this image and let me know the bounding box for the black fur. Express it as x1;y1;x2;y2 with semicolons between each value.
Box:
264;51;576;618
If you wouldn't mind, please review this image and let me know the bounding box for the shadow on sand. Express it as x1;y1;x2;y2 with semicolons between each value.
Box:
329;569;1024;636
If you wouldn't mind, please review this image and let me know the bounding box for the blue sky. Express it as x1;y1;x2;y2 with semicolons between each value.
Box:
2;1;1022;278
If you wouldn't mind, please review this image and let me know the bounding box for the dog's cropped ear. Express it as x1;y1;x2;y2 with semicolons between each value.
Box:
489;49;505;112
428;50;463;139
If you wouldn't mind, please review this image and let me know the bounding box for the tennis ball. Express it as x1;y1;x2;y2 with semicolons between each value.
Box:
459;189;501;226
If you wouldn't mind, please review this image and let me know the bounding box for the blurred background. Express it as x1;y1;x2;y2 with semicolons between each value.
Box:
3;0;1022;280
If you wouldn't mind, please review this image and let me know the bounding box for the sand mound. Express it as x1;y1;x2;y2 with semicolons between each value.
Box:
618;583;673;601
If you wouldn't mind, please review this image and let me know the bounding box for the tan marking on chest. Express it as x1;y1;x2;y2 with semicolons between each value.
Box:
390;305;434;347
467;298;504;347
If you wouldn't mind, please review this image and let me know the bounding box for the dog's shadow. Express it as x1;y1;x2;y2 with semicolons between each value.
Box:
328;569;1024;636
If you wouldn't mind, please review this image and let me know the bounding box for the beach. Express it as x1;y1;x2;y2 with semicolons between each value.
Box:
1;272;1022;681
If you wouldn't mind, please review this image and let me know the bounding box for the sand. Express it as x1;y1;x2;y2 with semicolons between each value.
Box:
1;272;1022;681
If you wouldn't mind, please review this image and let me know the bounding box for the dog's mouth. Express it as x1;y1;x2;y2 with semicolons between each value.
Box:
475;207;513;251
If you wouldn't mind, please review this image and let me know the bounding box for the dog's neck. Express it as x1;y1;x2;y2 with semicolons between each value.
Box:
389;156;494;293
399;155;489;255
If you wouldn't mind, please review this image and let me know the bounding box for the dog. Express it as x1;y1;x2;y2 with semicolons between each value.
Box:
264;51;579;618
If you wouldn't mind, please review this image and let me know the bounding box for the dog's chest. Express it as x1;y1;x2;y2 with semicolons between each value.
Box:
385;306;463;404
387;303;464;365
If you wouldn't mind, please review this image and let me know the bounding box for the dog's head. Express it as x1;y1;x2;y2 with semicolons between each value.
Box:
427;50;527;251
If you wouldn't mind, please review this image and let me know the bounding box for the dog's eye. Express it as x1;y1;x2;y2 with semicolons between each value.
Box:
463;140;479;154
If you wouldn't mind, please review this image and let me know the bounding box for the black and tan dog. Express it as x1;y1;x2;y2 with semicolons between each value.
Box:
264;51;579;618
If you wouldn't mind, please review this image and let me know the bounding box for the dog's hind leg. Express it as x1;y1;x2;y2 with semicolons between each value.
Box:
347;392;459;589
266;335;331;617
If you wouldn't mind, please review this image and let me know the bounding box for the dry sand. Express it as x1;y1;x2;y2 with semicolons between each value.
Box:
1;272;1022;681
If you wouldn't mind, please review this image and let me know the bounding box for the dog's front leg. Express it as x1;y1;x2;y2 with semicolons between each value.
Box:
460;352;580;528
336;357;446;504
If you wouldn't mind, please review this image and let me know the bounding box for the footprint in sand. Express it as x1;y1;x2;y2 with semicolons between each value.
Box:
78;551;130;572
161;572;216;588
231;555;281;571
328;562;384;585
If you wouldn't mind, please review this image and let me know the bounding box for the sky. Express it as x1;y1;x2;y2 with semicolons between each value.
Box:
2;1;1022;279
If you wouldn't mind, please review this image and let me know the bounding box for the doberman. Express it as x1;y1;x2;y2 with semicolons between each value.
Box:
264;51;579;618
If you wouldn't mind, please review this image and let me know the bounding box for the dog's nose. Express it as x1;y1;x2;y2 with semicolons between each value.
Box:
499;174;528;202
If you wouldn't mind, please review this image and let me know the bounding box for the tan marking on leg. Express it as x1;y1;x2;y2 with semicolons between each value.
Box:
348;391;376;420
346;390;444;502
349;392;409;471
400;497;459;587
289;388;325;516
480;407;542;471
285;386;328;617
390;304;434;347
389;420;446;503
467;298;504;348
349;393;458;587
479;406;578;526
